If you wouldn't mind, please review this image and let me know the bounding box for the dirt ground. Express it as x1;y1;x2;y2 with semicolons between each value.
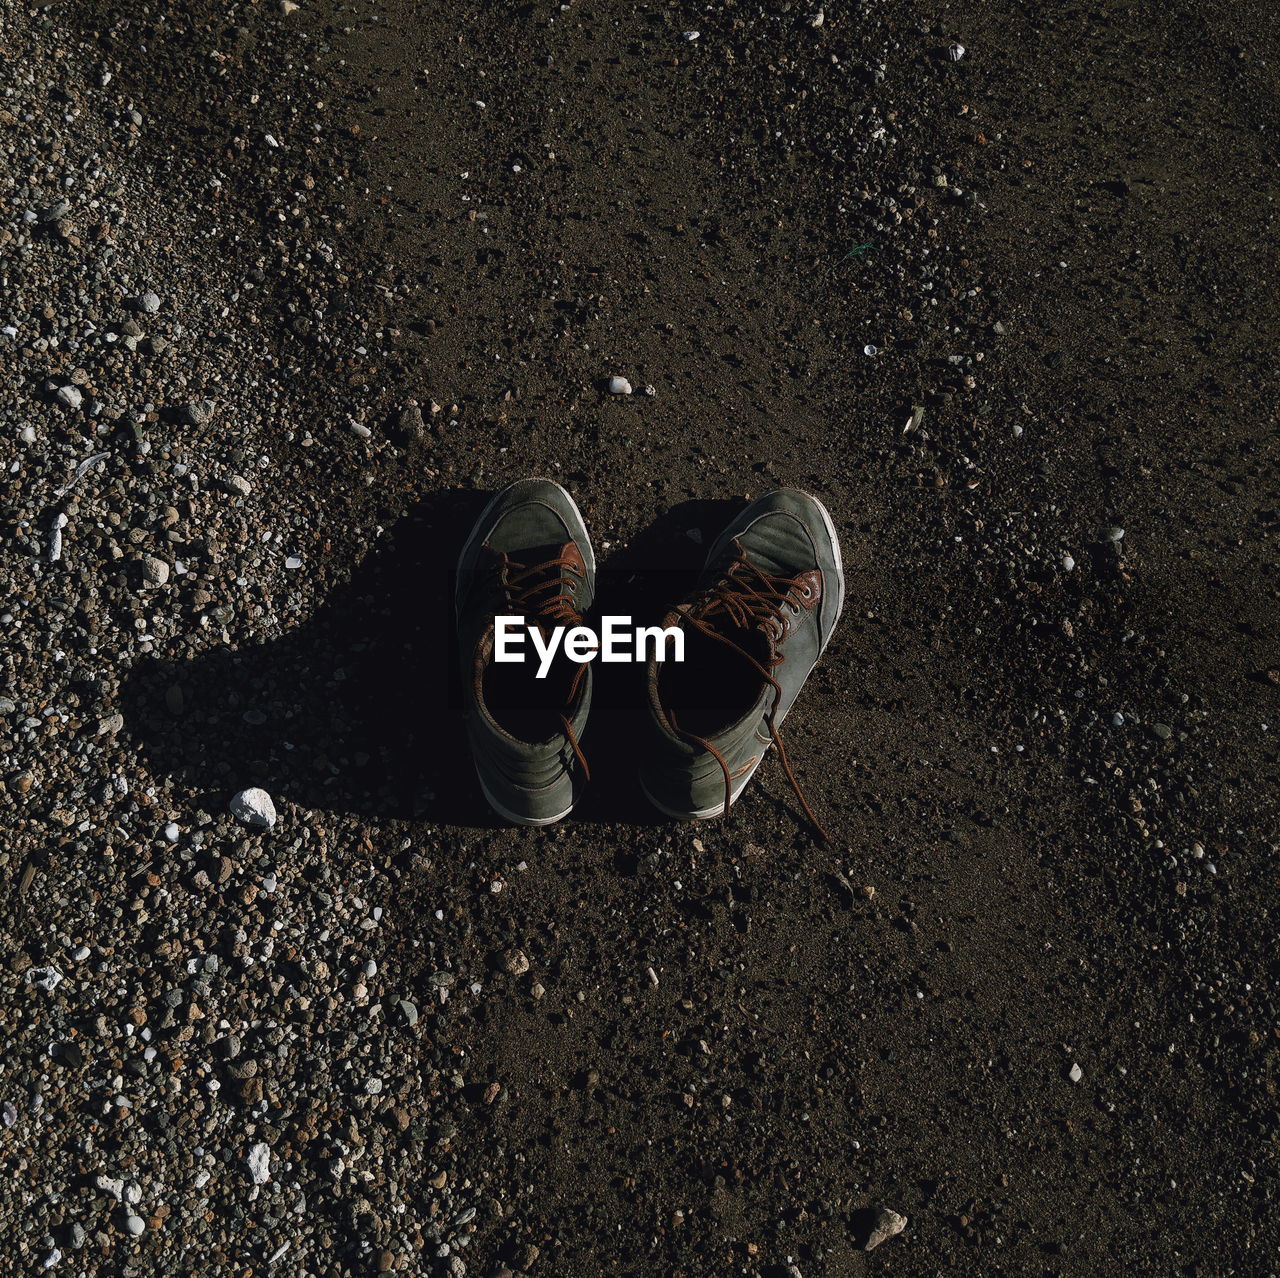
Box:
17;0;1280;1274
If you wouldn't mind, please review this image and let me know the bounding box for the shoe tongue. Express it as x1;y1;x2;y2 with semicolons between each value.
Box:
678;600;776;666
504;542;582;625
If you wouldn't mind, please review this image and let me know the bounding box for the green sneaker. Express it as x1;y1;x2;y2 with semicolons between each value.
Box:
640;488;844;836
455;478;595;826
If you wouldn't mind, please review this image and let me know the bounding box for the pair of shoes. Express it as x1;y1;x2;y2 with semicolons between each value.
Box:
455;478;844;835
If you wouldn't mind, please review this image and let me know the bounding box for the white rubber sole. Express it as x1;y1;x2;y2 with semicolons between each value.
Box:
803;488;846;657
476;767;575;827
639;748;768;821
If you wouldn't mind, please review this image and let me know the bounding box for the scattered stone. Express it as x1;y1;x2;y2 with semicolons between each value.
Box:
222;474;253;497
606;376;632;395
860;1205;907;1251
947;41;966;61
124;1214;145;1236
26;966;64;992
132;291;161;314
180;399;216;426
230;787;277;829
1068;1062;1084;1084
142;555;170;586
394;402;425;443
55;384;83;409
1152;723;1173;740
48;512;67;563
247;1142;272;1185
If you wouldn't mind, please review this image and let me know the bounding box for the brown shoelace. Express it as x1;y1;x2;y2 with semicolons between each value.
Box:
497;550;591;781
670;550;829;840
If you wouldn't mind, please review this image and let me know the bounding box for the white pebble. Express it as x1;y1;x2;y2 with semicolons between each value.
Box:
25;966;63;992
124;1215;145;1236
1068;1062;1084;1084
1061;554;1075;572
247;1142;272;1185
230;787;277;829
163;822;180;843
607;376;632;395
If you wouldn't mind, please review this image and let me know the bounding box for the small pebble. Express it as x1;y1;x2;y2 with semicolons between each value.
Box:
863;1205;907;1251
247;1142;272;1185
230;787;278;829
180;399;216;426
607;376;632;395
142;555;170;586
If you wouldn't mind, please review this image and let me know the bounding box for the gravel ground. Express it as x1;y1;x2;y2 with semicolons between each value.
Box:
2;1;1277;1275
